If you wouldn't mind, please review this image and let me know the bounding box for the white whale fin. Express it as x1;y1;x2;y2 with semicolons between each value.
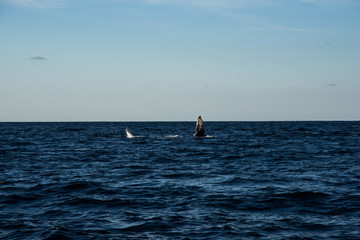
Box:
126;127;135;138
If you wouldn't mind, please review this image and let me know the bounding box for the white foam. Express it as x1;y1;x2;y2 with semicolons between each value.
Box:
166;135;179;138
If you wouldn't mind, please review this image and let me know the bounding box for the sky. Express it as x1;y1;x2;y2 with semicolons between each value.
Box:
0;0;359;121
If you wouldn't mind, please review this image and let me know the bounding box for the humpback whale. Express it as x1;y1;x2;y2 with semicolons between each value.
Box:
126;127;135;138
194;116;205;137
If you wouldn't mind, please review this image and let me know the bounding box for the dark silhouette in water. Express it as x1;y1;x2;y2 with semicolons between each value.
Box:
194;116;205;137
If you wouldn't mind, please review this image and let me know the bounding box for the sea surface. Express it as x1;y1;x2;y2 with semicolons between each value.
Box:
0;121;359;239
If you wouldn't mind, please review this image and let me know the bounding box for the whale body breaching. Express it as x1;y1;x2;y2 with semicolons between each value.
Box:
194;116;205;137
126;127;135;138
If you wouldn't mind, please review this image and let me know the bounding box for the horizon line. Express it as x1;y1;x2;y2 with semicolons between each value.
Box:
1;120;359;123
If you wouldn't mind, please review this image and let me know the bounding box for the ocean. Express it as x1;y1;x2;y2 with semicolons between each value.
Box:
0;121;359;239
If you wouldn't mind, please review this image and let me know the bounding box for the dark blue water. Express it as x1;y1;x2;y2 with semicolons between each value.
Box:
1;121;359;239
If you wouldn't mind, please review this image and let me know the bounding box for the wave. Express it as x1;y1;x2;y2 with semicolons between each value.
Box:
2;121;360;240
165;135;179;138
194;135;215;138
126;135;144;138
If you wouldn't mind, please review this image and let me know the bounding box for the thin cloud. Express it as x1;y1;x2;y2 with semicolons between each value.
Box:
142;0;268;9
249;25;336;34
272;26;335;34
298;0;360;6
4;0;64;8
140;0;360;8
5;0;359;9
30;56;48;61
4;0;263;9
319;41;331;49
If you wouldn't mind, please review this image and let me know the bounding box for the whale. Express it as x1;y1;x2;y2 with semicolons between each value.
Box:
194;116;205;137
126;127;135;138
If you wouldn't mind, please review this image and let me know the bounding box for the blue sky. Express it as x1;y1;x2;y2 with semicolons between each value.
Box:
1;0;359;121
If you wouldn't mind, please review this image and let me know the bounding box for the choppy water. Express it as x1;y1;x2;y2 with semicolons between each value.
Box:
0;121;359;239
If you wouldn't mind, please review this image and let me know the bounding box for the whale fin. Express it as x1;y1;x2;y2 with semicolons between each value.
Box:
194;116;205;137
126;127;135;138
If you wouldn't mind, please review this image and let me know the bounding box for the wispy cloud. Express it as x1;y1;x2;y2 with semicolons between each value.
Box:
5;0;359;9
141;0;360;8
4;0;264;9
298;0;360;6
247;24;336;34
319;41;331;49
271;26;335;34
4;0;64;8
142;0;268;9
30;56;48;61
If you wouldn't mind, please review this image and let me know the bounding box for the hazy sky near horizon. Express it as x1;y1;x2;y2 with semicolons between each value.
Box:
1;0;359;121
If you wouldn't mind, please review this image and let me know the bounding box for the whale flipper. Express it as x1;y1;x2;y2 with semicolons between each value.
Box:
126;127;135;138
194;116;205;137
